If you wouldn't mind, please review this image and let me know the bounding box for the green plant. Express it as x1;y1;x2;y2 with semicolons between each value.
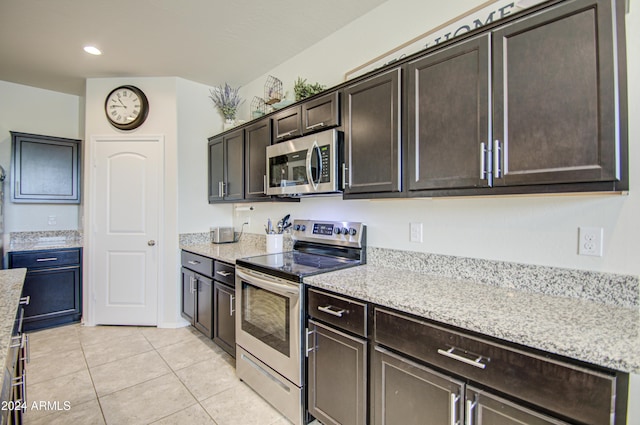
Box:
293;77;326;101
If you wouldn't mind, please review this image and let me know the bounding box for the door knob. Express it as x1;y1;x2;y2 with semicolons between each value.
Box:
148;240;156;246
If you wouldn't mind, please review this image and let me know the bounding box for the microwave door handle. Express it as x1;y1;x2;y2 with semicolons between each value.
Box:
306;142;322;189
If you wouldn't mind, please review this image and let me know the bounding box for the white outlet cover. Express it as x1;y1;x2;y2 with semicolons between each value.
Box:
410;222;423;243
578;226;603;257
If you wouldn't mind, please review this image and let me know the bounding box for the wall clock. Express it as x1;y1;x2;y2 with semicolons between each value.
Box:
104;85;149;130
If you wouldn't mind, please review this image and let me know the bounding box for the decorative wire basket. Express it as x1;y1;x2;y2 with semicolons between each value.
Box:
264;75;283;105
250;96;267;119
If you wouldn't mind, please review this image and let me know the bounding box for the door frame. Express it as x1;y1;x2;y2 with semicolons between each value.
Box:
84;134;165;326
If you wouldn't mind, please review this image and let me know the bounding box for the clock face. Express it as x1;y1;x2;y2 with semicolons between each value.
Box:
105;85;149;130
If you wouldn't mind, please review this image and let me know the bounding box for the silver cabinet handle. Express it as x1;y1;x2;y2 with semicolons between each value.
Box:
230;295;235;316
466;399;477;425
148;240;156;246
189;276;196;294
20;334;29;364
450;393;460;425
19;296;30;305
280;130;295;138
341;163;347;190
305;328;315;357
317;305;345;317
493;139;502;178
218;181;226;197
307;122;325;130
480;142;487;180
437;347;487;369
36;257;58;262
187;260;201;265
263;175;267;195
216;270;232;277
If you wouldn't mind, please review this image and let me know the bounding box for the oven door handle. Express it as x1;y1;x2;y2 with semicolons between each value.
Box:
236;269;299;297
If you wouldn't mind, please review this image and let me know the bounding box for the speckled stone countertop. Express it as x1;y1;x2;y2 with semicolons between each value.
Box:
180;233;275;264
305;265;640;374
7;230;83;253
0;268;27;385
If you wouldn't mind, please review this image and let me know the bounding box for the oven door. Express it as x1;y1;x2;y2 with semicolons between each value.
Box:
235;267;302;386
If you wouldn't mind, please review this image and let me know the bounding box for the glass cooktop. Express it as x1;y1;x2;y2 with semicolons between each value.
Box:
237;251;361;282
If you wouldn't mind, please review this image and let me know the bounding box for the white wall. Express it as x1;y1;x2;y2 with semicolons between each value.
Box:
176;78;233;233
233;0;640;278
0;81;82;242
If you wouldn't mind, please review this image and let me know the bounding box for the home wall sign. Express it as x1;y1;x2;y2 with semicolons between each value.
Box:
344;0;546;80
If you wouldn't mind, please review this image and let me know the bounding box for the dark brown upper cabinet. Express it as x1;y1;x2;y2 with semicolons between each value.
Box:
10;132;81;203
407;34;491;193
208;128;244;203
244;118;271;199
343;68;403;198
302;91;340;134
491;0;626;189
272;106;302;142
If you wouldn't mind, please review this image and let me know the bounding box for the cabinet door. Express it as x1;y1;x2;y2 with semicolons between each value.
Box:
224;129;244;201
194;274;214;338
214;281;236;357
467;386;569;425
372;347;464;425
272;106;302;142
180;267;196;324
10;132;81;203
344;68;402;196
208;137;224;202
408;35;491;192
308;320;366;425
492;0;622;187
302;91;340;134
244;118;271;199
22;266;82;332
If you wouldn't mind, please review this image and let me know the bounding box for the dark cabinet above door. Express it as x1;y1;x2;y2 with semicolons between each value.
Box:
343;68;403;197
10;132;81;203
302;91;340;134
407;34;491;193
492;0;625;188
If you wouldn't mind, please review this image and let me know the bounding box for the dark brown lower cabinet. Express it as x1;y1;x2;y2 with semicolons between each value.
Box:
180;267;213;338
308;320;366;425
213;281;235;356
373;347;464;425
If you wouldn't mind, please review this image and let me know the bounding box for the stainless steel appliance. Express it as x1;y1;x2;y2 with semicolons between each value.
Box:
266;129;342;196
235;219;366;425
210;226;235;244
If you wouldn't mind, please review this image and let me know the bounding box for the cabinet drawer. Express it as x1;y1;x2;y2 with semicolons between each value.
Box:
308;288;366;337
9;248;81;269
181;251;213;277
214;261;235;285
374;307;618;425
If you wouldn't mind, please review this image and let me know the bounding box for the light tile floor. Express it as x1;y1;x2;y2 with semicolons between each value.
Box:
23;324;292;425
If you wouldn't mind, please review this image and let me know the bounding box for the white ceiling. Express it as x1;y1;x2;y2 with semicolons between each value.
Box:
0;0;388;96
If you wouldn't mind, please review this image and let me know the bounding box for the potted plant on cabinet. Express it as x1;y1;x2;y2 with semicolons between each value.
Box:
209;83;243;130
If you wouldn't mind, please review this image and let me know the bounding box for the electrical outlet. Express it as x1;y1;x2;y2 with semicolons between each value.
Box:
48;215;57;225
243;216;250;226
578;227;603;256
410;222;423;243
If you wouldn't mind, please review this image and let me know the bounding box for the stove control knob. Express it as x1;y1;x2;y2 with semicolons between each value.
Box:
348;228;357;236
301;225;306;231
294;224;301;231
342;227;349;236
333;227;341;235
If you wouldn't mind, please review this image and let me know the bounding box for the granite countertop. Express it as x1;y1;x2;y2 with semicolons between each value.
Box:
7;231;83;253
0;268;27;381
181;238;269;265
304;264;640;374
8;239;83;253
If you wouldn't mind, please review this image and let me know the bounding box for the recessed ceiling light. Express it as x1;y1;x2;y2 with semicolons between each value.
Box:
83;46;102;55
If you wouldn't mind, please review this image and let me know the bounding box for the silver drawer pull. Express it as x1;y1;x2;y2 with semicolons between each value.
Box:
216;270;232;277
307;122;325;130
280;130;295;138
36;257;58;262
20;296;30;305
317;305;345;317
437;347;487;369
187;260;201;265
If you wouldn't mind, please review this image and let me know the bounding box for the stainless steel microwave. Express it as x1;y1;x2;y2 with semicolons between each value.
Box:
266;129;342;196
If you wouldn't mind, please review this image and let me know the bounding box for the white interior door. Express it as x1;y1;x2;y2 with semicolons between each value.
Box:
92;136;162;325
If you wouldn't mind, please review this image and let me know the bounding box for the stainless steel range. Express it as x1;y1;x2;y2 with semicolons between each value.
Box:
235;219;366;425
